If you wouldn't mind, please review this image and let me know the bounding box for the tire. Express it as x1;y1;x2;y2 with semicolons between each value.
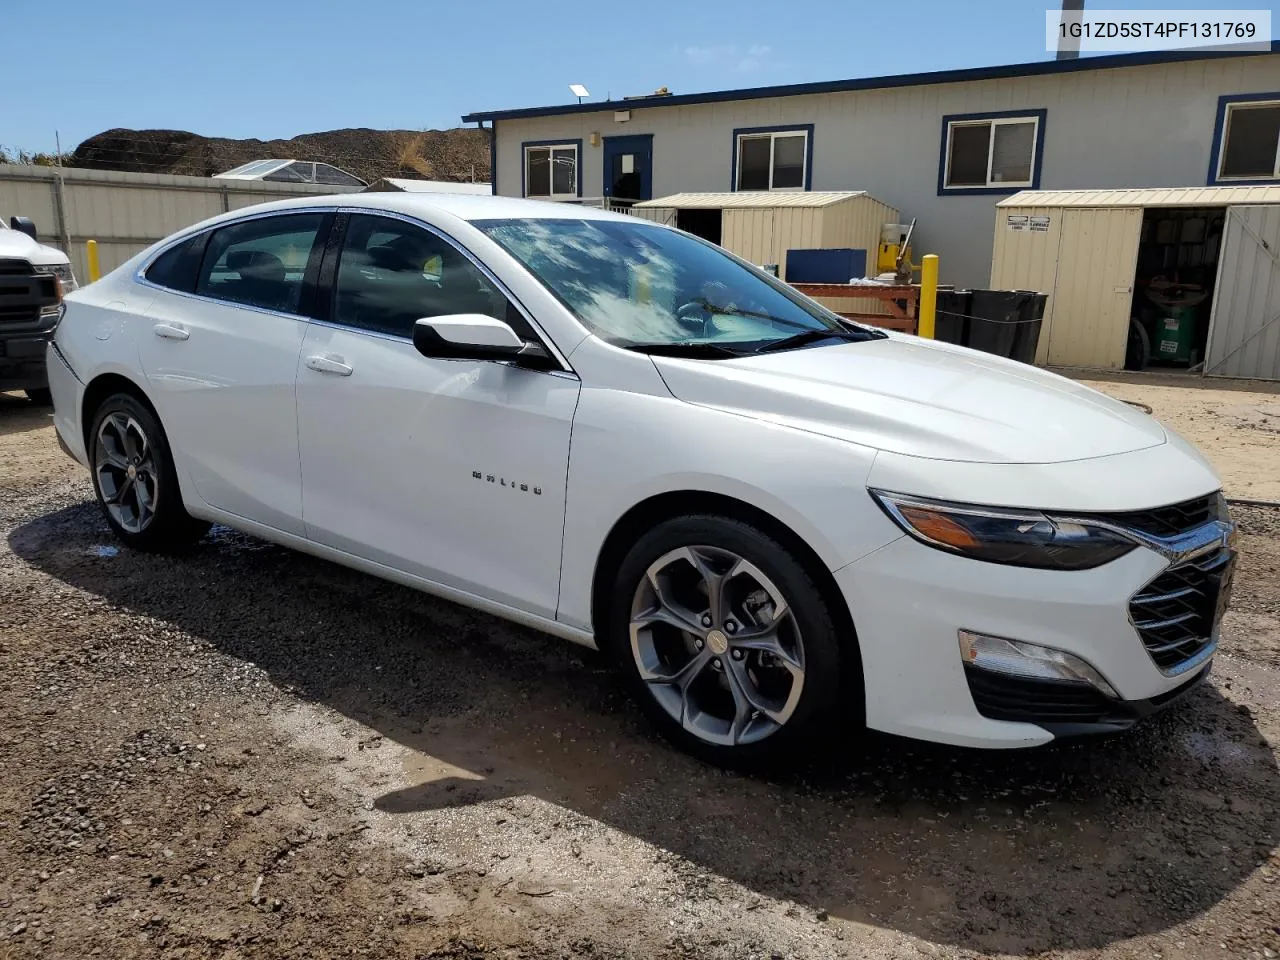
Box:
88;392;210;552
607;514;849;768
1125;319;1150;372
25;387;53;406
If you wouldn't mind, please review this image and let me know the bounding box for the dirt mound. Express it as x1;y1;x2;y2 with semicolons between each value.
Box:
69;126;490;185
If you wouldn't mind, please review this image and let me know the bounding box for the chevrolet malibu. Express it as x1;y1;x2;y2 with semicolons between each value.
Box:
46;193;1236;764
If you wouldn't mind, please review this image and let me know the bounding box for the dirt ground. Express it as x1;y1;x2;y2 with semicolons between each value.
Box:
1;379;1278;960
1073;371;1280;503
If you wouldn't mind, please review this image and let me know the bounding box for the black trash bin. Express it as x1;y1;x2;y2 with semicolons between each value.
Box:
1009;291;1047;364
967;290;1027;358
933;288;971;346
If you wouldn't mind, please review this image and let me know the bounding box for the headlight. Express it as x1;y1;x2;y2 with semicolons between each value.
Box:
35;262;77;292
870;490;1136;571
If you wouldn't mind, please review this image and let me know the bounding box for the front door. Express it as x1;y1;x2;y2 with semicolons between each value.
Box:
602;135;653;206
294;212;580;619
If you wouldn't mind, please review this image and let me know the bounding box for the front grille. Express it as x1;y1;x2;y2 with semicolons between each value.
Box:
964;664;1209;730
0;260;57;327
965;667;1113;725
1101;494;1218;539
1129;549;1233;672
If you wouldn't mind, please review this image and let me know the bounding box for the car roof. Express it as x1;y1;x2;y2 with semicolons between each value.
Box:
222;192;641;225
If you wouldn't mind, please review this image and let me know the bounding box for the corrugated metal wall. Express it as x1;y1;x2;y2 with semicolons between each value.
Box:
815;195;900;319
990;205;1064;364
494;53;1280;288
722;206;825;274
1205;205;1280;380
0;164;359;281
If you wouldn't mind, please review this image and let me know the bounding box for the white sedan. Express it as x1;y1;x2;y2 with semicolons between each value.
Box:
46;193;1236;764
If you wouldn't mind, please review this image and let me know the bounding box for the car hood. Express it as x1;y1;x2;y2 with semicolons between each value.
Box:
651;336;1168;464
0;227;68;266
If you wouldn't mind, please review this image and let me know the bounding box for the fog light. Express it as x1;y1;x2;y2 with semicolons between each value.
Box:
958;630;1118;699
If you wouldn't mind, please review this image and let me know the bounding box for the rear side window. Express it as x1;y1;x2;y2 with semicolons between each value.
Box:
145;234;206;292
196;213;325;315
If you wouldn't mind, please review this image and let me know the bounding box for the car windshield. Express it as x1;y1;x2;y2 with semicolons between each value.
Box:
473;217;882;354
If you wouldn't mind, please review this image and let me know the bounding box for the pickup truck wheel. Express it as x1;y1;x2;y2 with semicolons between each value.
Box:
609;514;846;768
89;393;210;551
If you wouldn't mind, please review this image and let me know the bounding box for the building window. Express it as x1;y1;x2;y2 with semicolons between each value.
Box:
1212;96;1280;183
939;111;1045;194
523;142;579;199
733;126;812;191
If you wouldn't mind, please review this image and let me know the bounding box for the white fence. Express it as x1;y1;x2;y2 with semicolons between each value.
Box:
0;164;361;282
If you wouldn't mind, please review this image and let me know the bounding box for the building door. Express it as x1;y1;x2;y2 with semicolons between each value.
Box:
1045;208;1142;369
1204;204;1280;380
602;135;653;206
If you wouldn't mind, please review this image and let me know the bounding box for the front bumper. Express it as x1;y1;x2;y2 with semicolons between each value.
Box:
0;329;54;391
835;530;1226;749
963;661;1210;738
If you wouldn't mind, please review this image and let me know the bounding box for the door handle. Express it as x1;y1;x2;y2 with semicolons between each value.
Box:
153;322;189;341
304;354;353;377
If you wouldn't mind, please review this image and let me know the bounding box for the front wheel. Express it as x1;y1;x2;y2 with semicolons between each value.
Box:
89;393;210;551
608;515;849;767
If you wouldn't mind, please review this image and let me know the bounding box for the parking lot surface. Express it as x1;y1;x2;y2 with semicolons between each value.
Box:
1;387;1278;960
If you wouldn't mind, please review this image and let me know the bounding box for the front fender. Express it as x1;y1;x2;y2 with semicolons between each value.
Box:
556;386;900;632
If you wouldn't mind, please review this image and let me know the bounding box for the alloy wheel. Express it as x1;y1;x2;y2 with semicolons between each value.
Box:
629;545;805;746
94;412;159;534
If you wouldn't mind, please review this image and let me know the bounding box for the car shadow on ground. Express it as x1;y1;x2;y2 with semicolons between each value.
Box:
11;502;1280;955
0;392;53;438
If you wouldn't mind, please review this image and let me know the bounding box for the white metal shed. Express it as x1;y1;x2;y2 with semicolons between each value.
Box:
632;191;899;279
991;186;1280;379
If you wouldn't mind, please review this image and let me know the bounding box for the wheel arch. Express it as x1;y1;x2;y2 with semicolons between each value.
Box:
589;490;863;700
80;372;159;454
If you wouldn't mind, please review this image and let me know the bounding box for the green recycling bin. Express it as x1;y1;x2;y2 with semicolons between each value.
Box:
1152;305;1197;364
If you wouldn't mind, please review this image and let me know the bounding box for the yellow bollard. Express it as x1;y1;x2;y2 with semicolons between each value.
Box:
86;240;101;284
917;253;939;339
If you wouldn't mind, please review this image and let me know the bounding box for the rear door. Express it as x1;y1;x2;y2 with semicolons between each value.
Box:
136;211;329;535
294;212;579;618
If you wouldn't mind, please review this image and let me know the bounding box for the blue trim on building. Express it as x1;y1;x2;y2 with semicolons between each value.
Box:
462;44;1277;124
730;124;815;191
488;121;497;196
519;138;584;198
1207;91;1280;186
936;109;1048;197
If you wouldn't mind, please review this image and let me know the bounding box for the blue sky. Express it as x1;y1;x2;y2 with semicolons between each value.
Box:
5;0;1274;154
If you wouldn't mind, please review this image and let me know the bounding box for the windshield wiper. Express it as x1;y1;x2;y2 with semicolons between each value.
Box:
624;342;746;360
753;327;884;353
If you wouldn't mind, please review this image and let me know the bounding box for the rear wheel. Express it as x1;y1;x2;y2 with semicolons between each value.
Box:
608;515;848;767
89;393;210;551
25;387;52;406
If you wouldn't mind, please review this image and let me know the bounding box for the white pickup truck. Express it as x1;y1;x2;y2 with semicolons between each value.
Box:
0;215;76;404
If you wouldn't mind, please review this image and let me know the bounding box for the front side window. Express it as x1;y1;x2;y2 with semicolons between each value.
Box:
333;214;516;339
1216;98;1280;181
735;129;808;191
942;114;1041;191
196;213;325;314
474;217;882;354
524;143;579;199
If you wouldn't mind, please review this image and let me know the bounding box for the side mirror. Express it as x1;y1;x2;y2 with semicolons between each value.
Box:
412;315;555;369
10;216;38;241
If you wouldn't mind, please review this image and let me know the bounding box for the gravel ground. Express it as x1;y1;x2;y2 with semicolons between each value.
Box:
1;386;1279;960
